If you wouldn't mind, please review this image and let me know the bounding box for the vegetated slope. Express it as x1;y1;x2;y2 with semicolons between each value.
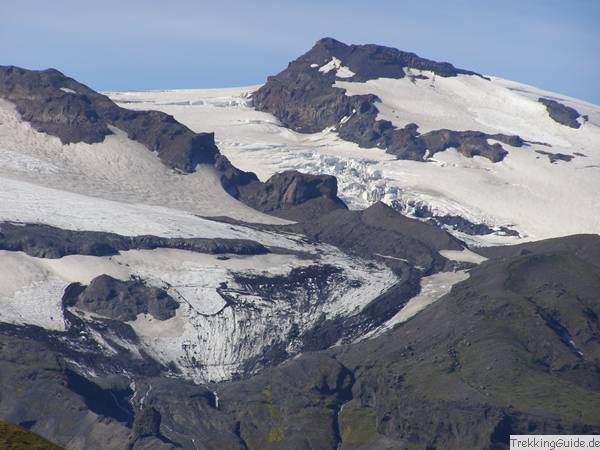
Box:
0;421;64;450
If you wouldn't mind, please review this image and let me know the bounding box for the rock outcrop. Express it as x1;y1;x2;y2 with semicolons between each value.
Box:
236;170;347;221
0;65;219;172
63;275;179;322
539;97;583;128
0;222;269;258
253;38;524;162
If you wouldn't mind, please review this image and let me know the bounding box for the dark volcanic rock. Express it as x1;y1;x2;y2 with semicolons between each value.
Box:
539;97;582;128
199;235;600;449
213;153;261;198
3;235;600;449
0;65;346;220
254;38;524;162
535;149;574;163
310;37;479;82
65;368;134;425
391;199;521;236
290;201;463;274
131;407;162;439
237;170;347;221
253;37;473;132
253;37;477;134
64;275;179;321
382;126;524;162
0;222;269;258
325;234;600;449
0;65;218;172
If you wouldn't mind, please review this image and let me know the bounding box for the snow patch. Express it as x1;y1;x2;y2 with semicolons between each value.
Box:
0;251;68;330
361;270;470;341
0;98;287;227
318;57;355;79
439;248;487;264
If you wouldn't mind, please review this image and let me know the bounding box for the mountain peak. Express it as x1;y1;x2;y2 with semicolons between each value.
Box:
313;36;346;49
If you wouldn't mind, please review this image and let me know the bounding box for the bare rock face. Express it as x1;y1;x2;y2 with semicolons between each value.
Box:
290;201;462;274
0;65;218;172
535;149;575;163
0;222;270;258
236;170;347;221
377;124;524;162
253;37;478;134
63;274;179;322
254;38;524;162
539;97;582;128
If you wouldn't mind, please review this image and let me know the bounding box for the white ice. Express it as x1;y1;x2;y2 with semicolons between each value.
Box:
0;99;288;227
107;76;600;246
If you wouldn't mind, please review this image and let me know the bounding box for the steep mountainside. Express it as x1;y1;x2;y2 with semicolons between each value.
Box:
2;233;599;449
1;41;599;450
109;39;600;246
253;37;523;163
0;65;480;449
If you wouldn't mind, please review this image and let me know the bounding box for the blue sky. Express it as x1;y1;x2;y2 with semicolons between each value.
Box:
1;0;599;103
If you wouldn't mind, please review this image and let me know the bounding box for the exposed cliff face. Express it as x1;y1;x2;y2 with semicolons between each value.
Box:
0;65;219;172
63;275;179;322
253;38;524;162
236;170;348;221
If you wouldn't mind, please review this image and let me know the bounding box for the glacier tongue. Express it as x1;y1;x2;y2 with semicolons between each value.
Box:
0;241;398;383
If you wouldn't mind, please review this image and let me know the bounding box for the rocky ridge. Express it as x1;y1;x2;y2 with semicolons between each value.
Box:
253;38;525;162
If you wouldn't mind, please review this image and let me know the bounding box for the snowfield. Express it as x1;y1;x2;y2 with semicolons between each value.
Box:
0;92;399;381
0;99;288;227
318;57;355;78
107;75;600;246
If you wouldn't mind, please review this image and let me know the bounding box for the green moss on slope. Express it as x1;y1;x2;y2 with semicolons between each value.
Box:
0;421;64;450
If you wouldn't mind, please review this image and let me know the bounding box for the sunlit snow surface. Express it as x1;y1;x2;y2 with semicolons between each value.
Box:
107;76;600;246
1;70;598;382
0;96;398;382
0;99;288;228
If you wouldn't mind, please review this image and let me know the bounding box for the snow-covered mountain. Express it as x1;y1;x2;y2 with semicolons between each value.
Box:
108;38;600;246
2;66;453;385
1;38;600;450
